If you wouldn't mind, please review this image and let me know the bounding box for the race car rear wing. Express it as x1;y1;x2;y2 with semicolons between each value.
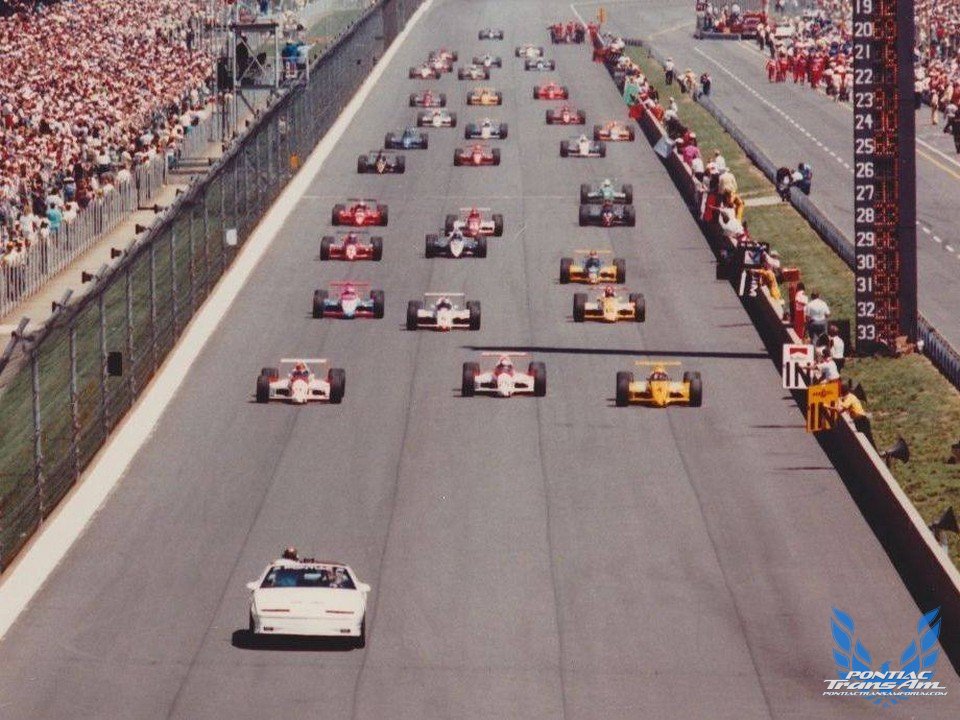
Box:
425;292;465;297
573;249;612;255
280;358;328;364
634;360;681;367
457;207;492;212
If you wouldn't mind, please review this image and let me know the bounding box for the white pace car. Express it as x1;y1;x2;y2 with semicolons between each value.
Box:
462;352;546;397
407;293;481;331
255;358;345;404
247;558;370;646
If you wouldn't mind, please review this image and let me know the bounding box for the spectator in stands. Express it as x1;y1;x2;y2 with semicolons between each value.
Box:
805;291;831;347
835;382;875;447
945;111;960;153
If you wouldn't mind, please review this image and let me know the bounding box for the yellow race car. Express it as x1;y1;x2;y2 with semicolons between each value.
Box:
616;362;702;408
466;87;503;105
559;249;626;284
573;287;645;323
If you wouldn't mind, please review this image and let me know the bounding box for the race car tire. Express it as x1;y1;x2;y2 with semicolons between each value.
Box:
494;93;502;105
616;371;633;407
407;300;422;331
357;156;368;173
482;69;490;80
454;152;463;166
560;86;569;98
462;362;479;396
331;204;345;225
572;293;587;322
623;206;636;227
475;236;488;258
425;234;438;257
458;71;466;80
396;156;405;173
529;362;547;397
371;290;385;319
492;214;504;236
261;367;278;378
579;183;591;204
378;205;388;225
491;149;501;165
598;141;607;158
438;93;447;106
448;111;456;126
371;236;383;260
559;257;572;283
256;375;271;404
614;258;626;283
515;47;522;57
623;184;634;204
533;87;540;99
312;290;327;319
689;376;703;407
629;293;646;322
355;618;366;649
576;111;586;124
421;134;428;149
450;52;458;61
409;94;417;107
592;124;602;141
545;111;554;124
464;124;476;139
467;300;481;330
578;205;589;226
319;237;333;260
328;368;346;404
560;142;569;157
384;133;395;148
500;123;508;138
627;127;636;141
444;215;457;233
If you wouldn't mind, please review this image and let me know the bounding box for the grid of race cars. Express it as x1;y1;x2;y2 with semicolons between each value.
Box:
248;22;702;645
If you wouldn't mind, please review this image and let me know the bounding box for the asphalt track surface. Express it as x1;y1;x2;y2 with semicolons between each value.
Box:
1;1;958;718
600;0;960;350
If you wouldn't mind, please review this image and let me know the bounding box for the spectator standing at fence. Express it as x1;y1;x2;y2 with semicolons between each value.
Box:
827;324;845;372
813;347;840;383
805;291;830;347
835;382;875;447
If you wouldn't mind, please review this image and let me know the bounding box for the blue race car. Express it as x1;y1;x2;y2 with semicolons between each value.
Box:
384;127;428;150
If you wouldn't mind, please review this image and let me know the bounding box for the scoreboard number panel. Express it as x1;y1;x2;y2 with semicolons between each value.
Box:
852;0;916;353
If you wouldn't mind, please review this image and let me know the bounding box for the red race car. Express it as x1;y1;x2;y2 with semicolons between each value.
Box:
533;82;569;100
453;143;501;166
546;105;586;125
331;199;388;226
444;207;504;237
319;231;383;261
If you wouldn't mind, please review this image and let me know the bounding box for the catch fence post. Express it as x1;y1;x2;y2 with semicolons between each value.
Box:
31;350;45;518
150;242;158;371
126;266;135;400
69;323;80;482
170;228;179;337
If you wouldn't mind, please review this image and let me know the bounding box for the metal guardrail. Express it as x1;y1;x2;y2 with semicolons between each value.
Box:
0;0;424;572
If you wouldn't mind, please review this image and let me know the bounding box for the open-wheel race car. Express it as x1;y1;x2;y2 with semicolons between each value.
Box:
580;179;633;204
560;249;626;284
573;286;645;323
312;281;384;320
417;108;457;127
478;28;504;40
524;57;556;71
331;199;388;226
454;143;501;166
425;228;488;258
429;47;458;63
444;207;504;237
548;21;585;44
593;121;635;142
561;135;606;158
462;353;546;398
466;87;503;105
357;149;404;174
384;127;428;150
409;63;442;79
255;358;345;405
458;64;491;80
471;53;502;68
464;118;507;140
409;90;446;107
579;201;636;227
546;105;585;125
616;361;702;408
515;44;545;59
319;231;383;261
406;293;481;331
533;82;569;99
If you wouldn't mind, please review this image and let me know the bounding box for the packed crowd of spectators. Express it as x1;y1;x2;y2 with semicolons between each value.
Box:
0;0;218;281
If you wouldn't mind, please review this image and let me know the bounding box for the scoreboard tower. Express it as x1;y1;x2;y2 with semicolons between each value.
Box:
852;0;917;353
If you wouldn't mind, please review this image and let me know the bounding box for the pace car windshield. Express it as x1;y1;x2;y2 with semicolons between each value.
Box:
260;566;356;589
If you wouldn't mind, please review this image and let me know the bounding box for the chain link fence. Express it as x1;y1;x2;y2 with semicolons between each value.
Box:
0;0;424;571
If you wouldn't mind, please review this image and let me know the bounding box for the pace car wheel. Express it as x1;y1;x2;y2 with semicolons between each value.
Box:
357;156;367;173
614;258;626;283
378;205;388;225
491;149;501;165
462;362;479;396
572;293;587;322
616;371;634;407
371;236;383;261
578;205;589;226
371;290;385;319
529;362;547;397
623;183;634;204
406;300;423;331
331;204;345;225
320;236;333;260
580;184;591;204
444;215;456;233
475;237;488;258
467;300;481;330
328;368;346;404
424;234;438;257
492;214;504;236
629;293;646;322
559;257;572;283
313;290;327;319
689;375;703;407
623;206;636;227
256;375;271;404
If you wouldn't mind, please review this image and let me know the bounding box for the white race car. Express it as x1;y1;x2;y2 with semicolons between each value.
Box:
417;108;457;128
247;556;370;646
462;353;546;397
407;293;481;331
255;358;345;404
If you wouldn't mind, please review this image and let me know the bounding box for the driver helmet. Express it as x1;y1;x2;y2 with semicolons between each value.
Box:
589;249;600;259
343;282;356;295
436;296;452;309
481;118;491;126
579;134;588;143
282;546;299;560
603;286;616;298
451;228;463;240
294;362;306;373
601;178;612;187
497;355;514;371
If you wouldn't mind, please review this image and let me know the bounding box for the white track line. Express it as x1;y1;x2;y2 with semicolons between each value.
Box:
0;0;435;642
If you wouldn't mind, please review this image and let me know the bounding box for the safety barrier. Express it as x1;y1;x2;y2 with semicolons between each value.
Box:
0;0;424;572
